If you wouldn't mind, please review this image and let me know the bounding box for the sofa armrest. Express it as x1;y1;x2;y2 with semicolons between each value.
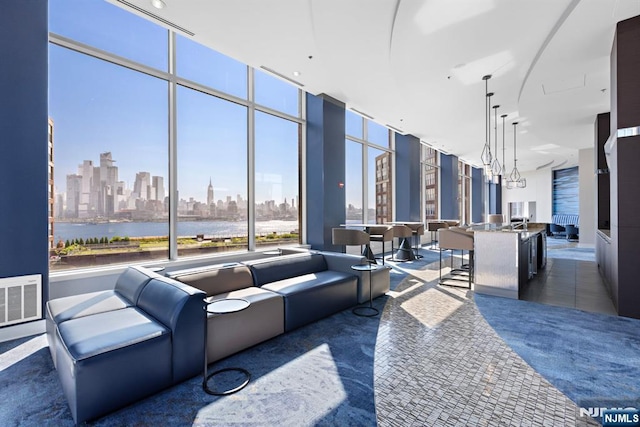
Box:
136;277;206;383
321;251;391;303
320;251;368;274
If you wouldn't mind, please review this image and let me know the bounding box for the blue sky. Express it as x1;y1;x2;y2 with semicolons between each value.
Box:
48;0;387;209
49;0;299;205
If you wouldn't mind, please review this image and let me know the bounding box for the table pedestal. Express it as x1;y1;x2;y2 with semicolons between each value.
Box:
351;264;380;317
204;298;251;395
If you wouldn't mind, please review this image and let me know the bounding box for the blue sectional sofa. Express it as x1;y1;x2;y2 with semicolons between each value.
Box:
46;250;391;424
46;266;206;425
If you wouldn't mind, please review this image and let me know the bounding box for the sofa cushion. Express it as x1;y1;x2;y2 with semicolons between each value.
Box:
47;290;131;326
247;253;328;287
57;307;169;362
171;263;254;296
262;270;357;331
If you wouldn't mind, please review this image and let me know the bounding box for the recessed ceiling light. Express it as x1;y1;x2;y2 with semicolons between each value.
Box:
151;0;166;9
292;71;301;77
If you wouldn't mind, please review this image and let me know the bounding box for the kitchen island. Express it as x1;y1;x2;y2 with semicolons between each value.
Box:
473;225;547;299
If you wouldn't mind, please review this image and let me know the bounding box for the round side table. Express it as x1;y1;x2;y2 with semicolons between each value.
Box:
351;264;380;317
203;298;251;395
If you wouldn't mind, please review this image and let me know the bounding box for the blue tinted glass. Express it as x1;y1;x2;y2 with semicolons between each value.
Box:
49;0;168;71
346;111;363;138
367;121;389;147
255;112;300;236
177;86;248;210
176;35;247;99
254;70;298;116
49;44;169;269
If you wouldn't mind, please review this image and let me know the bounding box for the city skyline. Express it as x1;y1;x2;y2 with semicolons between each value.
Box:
55;149;297;221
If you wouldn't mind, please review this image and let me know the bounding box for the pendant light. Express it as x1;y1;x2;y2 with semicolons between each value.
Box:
481;75;493;176
506;122;526;189
491;104;502;180
501;114;507;185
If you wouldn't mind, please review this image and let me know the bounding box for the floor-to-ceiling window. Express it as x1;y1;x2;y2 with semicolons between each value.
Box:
421;145;439;221
48;0;302;271
345;111;393;224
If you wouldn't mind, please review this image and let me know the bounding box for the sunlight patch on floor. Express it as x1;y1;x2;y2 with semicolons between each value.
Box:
400;287;464;328
0;334;47;372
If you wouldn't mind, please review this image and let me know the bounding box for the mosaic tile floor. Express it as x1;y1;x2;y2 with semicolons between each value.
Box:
374;254;600;426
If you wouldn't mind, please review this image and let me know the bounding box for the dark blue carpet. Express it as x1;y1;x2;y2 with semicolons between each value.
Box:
475;293;640;410
0;300;386;426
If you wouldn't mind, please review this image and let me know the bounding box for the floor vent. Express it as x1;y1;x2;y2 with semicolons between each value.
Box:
0;275;42;327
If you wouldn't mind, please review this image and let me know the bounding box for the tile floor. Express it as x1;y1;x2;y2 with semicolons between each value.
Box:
375;251;601;426
520;241;616;315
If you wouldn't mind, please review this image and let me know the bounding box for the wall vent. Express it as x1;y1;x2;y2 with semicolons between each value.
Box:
0;274;42;327
115;0;195;36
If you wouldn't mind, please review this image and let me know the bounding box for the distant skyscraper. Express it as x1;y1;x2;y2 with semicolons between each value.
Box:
98;152;118;216
152;176;164;202
78;160;93;218
207;178;214;206
65;174;82;218
133;171;151;201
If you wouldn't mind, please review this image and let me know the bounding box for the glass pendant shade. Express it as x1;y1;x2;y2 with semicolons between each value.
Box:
506;121;526;189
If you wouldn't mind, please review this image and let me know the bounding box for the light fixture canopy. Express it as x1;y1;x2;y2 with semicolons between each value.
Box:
151;0;166;9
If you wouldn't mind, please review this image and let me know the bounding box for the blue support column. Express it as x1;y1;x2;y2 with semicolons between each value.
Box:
488;179;502;215
440;154;459;220
395;134;421;221
0;1;49;310
472;167;483;223
305;93;346;251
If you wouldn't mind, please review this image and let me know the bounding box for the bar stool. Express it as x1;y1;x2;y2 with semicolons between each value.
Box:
438;227;474;289
427;221;448;249
389;224;413;262
488;214;504;227
406;223;425;259
332;228;372;262
367;225;393;265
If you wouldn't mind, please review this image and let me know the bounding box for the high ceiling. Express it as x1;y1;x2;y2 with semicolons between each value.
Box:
112;0;640;172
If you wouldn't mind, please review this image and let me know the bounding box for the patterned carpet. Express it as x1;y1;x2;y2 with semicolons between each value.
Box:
0;245;617;426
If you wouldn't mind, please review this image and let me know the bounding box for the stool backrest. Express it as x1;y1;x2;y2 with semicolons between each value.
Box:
332;228;370;246
392;224;413;238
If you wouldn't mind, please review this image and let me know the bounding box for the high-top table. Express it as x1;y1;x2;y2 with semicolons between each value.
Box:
386;221;424;261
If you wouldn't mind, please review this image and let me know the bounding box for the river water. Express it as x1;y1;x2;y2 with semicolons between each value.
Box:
53;220;299;242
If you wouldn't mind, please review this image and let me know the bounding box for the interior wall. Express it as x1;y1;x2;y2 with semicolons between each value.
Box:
0;2;49;310
501;169;552;223
578;148;596;245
